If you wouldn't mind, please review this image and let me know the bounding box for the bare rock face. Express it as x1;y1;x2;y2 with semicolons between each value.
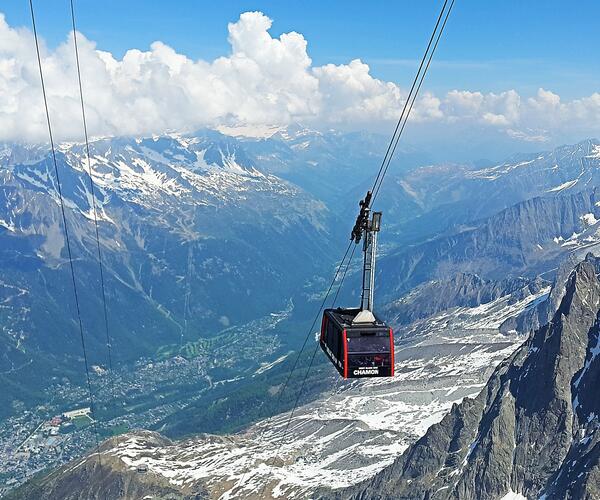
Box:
335;254;600;500
386;272;549;329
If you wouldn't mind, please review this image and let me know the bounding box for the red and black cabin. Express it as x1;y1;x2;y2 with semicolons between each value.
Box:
320;307;394;378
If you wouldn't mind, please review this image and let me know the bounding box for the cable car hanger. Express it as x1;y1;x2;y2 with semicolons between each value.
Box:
320;191;394;378
351;190;381;324
318;0;455;379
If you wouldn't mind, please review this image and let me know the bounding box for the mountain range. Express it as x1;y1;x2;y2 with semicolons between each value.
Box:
336;254;600;500
0;127;353;414
2;132;600;498
10;253;598;499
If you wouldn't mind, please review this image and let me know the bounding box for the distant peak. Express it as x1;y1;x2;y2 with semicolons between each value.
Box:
272;122;322;141
215;124;284;139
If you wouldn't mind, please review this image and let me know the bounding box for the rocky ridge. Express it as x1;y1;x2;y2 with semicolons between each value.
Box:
336;254;600;499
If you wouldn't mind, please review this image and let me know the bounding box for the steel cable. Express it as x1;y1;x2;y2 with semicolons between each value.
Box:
29;0;102;464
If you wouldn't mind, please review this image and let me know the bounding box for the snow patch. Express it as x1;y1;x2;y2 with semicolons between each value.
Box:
547;179;578;193
585;144;600;159
581;213;598;226
0;218;15;232
501;490;528;500
217;124;284;139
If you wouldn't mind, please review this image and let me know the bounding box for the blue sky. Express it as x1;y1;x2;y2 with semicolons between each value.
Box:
2;1;600;159
3;0;599;99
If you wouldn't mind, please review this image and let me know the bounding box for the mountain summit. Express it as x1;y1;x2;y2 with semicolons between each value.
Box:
337;254;600;499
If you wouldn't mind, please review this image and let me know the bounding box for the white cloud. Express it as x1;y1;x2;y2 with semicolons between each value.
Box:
506;128;549;143
482;112;510;126
442;90;521;126
0;10;325;141
1;10;600;145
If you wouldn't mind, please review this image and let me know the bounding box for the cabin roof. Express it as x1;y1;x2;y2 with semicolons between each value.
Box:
325;307;387;329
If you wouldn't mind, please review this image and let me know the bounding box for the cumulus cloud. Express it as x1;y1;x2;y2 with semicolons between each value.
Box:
1;10;600;145
1;11;325;141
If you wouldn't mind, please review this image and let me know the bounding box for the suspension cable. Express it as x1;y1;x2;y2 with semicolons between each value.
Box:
253;1;455;493
372;0;455;205
264;243;358;480
69;0;117;416
369;0;450;198
29;0;102;462
331;243;358;307
236;240;354;492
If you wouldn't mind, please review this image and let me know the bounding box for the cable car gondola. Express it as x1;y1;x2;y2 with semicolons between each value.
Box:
321;307;394;378
320;191;394;378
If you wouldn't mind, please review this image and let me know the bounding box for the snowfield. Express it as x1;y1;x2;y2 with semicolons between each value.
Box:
91;289;539;499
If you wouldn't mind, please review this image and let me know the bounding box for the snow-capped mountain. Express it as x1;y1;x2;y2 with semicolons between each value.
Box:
7;260;555;499
378;139;600;243
0;128;348;414
377;186;600;300
383;273;550;328
336;254;600;500
5;136;600;498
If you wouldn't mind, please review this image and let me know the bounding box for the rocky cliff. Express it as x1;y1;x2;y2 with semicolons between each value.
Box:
336;254;600;499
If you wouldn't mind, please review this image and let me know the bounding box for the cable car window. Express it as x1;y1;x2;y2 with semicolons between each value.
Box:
346;335;390;353
348;353;390;367
325;319;341;362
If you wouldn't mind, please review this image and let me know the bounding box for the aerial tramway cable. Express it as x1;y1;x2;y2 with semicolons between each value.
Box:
254;244;357;497
246;0;456;491
28;0;102;463
70;0;118;417
371;0;455;206
369;0;450;200
264;244;358;478
235;240;354;492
